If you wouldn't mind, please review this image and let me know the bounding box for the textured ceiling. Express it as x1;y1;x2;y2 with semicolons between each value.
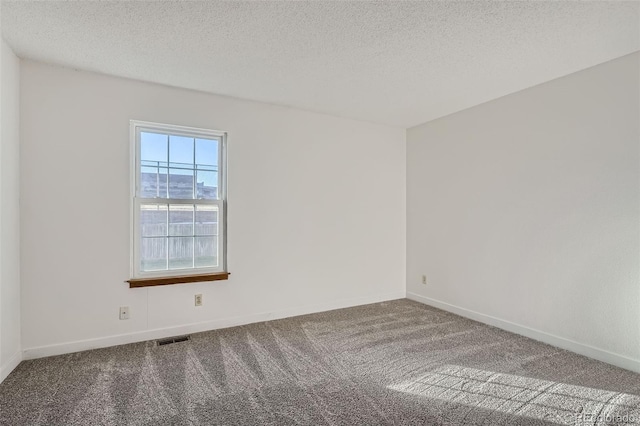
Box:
2;1;639;127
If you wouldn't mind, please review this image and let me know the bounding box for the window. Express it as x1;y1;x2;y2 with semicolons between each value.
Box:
128;121;228;287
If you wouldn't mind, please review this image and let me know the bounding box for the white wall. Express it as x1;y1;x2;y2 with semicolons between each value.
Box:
0;39;22;381
19;60;406;357
407;53;640;372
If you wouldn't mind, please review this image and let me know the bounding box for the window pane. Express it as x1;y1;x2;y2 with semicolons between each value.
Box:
169;135;194;164
195;236;217;268
195;139;218;199
141;132;168;163
140;165;168;198
195;205;218;236
168;237;193;270
168;167;194;199
195;138;218;167
140;204;167;237
196;169;218;199
140;133;168;198
169;135;195;199
169;204;193;236
140;237;167;272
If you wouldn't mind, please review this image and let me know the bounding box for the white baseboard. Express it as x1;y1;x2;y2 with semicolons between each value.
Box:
0;350;23;384
407;292;640;374
23;290;406;360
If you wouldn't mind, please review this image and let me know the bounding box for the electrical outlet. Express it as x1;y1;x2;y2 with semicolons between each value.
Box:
195;294;203;307
119;306;130;320
421;275;427;285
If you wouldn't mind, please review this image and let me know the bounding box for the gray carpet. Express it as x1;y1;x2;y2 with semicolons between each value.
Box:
1;299;639;425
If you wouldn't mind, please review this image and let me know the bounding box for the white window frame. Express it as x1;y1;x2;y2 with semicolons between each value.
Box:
130;120;227;279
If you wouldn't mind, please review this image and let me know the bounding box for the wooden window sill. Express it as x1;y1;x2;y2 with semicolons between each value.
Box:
127;272;230;288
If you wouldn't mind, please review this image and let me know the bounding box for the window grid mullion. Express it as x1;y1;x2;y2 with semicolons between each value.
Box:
137;198;219;205
192;137;197;269
192;204;196;269
191;138;198;268
192;137;196;200
166;134;170;199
